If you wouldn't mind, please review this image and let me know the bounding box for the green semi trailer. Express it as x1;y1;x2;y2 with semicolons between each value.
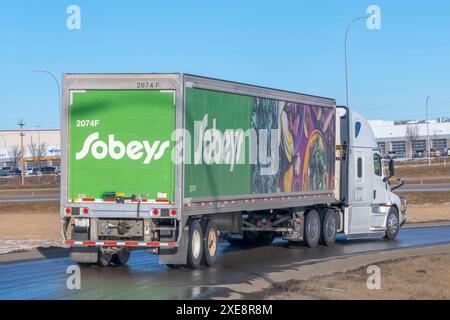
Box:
61;73;406;268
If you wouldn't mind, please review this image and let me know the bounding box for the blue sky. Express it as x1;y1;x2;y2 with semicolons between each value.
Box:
1;0;449;129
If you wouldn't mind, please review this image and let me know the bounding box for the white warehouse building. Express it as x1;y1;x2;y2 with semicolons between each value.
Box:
368;120;450;158
0;129;61;169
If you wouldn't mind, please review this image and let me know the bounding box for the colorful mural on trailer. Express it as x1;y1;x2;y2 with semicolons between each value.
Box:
184;88;335;199
251;98;335;195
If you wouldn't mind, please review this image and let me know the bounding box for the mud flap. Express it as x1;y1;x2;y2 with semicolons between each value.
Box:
159;226;188;265
70;246;98;263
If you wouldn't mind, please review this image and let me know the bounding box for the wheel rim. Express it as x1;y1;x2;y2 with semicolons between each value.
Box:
208;229;217;257
192;229;201;259
325;214;336;239
388;213;399;234
308;214;319;240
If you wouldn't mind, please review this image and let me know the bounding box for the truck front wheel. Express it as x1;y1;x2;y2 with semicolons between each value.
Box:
304;210;321;248
186;220;204;269
384;207;400;241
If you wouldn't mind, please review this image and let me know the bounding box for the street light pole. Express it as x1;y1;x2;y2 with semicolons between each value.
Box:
18;119;25;186
30;69;61;122
345;16;370;108
426;96;431;166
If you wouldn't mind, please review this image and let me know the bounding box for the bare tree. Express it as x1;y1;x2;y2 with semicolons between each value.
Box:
28;142;47;168
405;124;419;158
7;145;21;170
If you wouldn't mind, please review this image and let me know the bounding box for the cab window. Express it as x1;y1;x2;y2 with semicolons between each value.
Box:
374;153;382;176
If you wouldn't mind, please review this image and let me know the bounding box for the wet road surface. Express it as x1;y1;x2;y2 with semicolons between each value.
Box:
0;224;449;300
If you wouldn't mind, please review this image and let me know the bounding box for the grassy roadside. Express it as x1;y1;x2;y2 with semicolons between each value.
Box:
259;253;450;300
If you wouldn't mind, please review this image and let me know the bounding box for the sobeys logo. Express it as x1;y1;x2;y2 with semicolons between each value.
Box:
75;132;170;164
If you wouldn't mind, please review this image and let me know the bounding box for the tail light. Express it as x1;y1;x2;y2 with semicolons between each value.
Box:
65;208;71;215
152;209;160;216
170;209;177;216
82;208;89;214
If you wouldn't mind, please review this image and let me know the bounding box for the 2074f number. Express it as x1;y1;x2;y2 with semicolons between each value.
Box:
76;120;100;128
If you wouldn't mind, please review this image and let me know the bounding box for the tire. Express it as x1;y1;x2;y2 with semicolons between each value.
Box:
304;210;321;248
259;232;275;245
319;209;337;247
186;220;203;269
384;207;400;241
227;238;244;246
243;231;259;245
98;251;113;267
202;220;218;267
111;248;130;265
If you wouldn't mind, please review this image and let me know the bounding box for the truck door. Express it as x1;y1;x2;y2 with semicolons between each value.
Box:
346;150;373;235
370;152;389;227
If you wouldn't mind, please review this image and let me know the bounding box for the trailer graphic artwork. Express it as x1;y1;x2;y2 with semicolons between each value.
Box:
251;98;335;194
185;88;335;199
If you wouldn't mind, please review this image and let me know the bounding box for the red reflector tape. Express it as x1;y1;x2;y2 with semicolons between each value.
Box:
65;240;75;245
168;242;177;247
82;198;95;202
125;241;138;246
156;199;170;203
103;241;117;246
146;242;160;246
83;241;96;246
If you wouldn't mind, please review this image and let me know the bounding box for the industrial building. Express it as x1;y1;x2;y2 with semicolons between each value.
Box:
0;130;60;169
369;119;450;158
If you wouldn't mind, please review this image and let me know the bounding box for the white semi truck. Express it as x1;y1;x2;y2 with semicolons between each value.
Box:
61;74;406;268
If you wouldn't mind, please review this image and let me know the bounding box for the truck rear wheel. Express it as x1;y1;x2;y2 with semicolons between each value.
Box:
319;209;337;247
186;220;203;269
304;210;321;248
202;220;218;267
98;250;113;267
111;248;130;265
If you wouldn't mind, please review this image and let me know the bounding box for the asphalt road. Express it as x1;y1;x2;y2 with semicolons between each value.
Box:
0;224;449;300
396;183;450;192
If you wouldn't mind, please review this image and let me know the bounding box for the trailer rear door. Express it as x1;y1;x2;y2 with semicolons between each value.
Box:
68;90;175;203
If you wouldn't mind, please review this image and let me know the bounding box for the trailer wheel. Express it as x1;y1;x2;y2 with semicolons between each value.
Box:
202;220;218;267
111;248;130;265
319;209;337;247
304;210;321;248
226;238;244;246
98;250;113;267
243;231;259;245
186;220;203;269
384;207;400;241
259;232;275;245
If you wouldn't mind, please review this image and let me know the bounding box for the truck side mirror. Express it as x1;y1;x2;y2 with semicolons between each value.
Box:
384;159;395;182
389;159;395;177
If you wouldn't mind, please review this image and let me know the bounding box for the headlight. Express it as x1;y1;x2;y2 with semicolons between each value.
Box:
400;198;407;213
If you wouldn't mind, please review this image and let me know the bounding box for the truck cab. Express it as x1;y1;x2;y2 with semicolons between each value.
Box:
336;107;407;239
